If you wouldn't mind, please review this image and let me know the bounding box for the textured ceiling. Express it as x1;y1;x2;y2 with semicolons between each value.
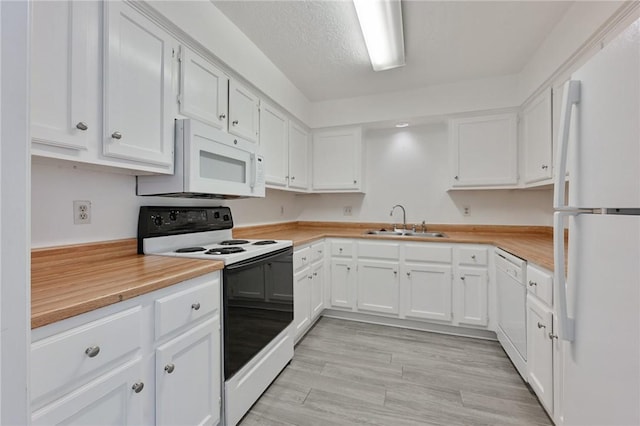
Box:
213;1;573;102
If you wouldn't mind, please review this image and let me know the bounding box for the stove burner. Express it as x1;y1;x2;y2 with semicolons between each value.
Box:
175;247;207;253
206;247;246;255
253;240;277;245
219;239;250;246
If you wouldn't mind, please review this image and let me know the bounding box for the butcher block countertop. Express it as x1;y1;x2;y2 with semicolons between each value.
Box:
31;239;223;329
235;221;558;272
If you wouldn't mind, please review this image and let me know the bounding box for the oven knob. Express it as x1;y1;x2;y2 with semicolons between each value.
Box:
169;211;178;221
153;216;164;227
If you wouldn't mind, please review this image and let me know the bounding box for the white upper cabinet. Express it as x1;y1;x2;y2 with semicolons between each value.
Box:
31;0;93;151
312;127;363;192
178;46;229;130
228;80;259;143
522;89;553;185
288;121;309;190
449;113;518;188
103;1;176;171
259;101;289;187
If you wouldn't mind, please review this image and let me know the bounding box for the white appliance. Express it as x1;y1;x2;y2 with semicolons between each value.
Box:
495;248;527;379
137;119;266;199
553;18;640;425
138;206;294;426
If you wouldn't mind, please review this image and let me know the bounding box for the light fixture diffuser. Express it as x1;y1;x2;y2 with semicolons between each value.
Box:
353;0;405;72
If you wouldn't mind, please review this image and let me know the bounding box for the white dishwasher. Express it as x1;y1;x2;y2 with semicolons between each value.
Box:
495;248;527;379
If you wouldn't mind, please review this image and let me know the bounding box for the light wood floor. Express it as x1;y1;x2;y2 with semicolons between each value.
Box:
240;317;552;426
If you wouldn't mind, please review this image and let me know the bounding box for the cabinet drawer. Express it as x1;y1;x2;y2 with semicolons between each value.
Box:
458;247;488;266
404;244;452;263
155;278;220;339
293;247;311;271
310;241;325;263
330;240;353;257
31;306;142;403
527;265;553;306
358;241;399;260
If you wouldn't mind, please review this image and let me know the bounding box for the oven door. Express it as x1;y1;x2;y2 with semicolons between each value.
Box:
184;119;265;198
223;247;293;379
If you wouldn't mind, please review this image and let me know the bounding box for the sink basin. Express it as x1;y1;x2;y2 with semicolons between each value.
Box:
364;229;447;238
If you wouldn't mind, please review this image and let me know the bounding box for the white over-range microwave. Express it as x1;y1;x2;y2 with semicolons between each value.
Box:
137;119;265;199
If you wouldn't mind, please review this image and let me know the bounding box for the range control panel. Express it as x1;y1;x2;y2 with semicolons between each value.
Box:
137;206;233;241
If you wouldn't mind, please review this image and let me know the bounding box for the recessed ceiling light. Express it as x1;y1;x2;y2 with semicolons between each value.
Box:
353;0;405;72
395;122;409;128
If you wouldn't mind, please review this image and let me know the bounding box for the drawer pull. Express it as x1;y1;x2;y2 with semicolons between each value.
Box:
191;302;201;311
313;272;318;276
460;276;465;281
75;121;88;131
219;113;226;120
302;257;307;262
131;381;144;393
339;248;343;253
85;346;100;358
549;333;558;340
471;255;476;260
528;280;537;287
111;131;122;140
537;322;546;329
164;363;175;374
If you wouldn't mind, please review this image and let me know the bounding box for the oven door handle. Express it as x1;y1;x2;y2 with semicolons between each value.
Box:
224;247;292;271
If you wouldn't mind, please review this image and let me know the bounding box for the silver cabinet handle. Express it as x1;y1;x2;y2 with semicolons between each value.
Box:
233;139;238;145
529;280;537;286
308;275;313;280
191;302;201;311
291;176;295;180
111;131;122;140
85;346;100;358
542;165;549;170
219;113;226;120
164;363;175;374
549;333;558;340
454;175;459;180
347;266;351;271
76;122;88;131
393;270;397;275
460;276;465;281
339;248;343;252
406;272;411;277
537;322;546;329
232;120;239;126
132;382;144;393
313;272;318;276
471;255;476;260
353;180;357;184
302;257;307;261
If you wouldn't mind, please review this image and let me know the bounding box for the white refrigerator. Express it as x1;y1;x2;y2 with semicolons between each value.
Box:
553;17;640;425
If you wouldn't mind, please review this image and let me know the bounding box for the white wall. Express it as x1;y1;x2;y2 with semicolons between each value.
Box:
310;74;520;129
297;124;553;226
31;161;301;248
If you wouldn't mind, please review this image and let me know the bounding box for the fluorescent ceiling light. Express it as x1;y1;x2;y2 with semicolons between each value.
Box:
395;122;409;128
353;0;405;72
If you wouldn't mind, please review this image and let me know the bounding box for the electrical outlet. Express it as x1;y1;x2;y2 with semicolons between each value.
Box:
73;200;91;224
343;206;352;216
463;206;471;217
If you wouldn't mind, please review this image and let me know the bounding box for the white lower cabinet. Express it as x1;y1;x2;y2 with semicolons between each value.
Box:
330;258;356;309
527;294;554;414
293;269;312;340
310;261;325;319
401;263;453;322
156;318;221;426
455;266;489;326
31;272;222;425
293;243;326;342
357;260;399;315
31;359;145;426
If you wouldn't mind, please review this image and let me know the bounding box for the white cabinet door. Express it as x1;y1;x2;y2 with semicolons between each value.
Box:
455;267;488;326
288;121;309;190
259;101;289;187
310;262;324;319
156;318;221;426
330;259;356;309
527;294;554;414
104;1;176;171
450;113;518;187
357;260;399;315
523;89;553;184
401;263;452;322
228;80;259;143
31;0;92;150
293;268;311;340
32;359;145;426
179;46;229;130
312;127;362;191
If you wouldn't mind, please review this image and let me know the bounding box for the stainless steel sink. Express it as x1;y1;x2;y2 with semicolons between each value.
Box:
364;230;447;238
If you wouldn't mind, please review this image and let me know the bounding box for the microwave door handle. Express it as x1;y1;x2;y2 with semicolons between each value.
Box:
249;153;256;189
553;80;580;209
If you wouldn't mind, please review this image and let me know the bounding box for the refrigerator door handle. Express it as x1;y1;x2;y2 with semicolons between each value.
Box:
554;211;578;341
553;80;581;210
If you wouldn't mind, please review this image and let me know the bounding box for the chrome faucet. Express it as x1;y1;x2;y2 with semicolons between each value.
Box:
390;204;407;231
